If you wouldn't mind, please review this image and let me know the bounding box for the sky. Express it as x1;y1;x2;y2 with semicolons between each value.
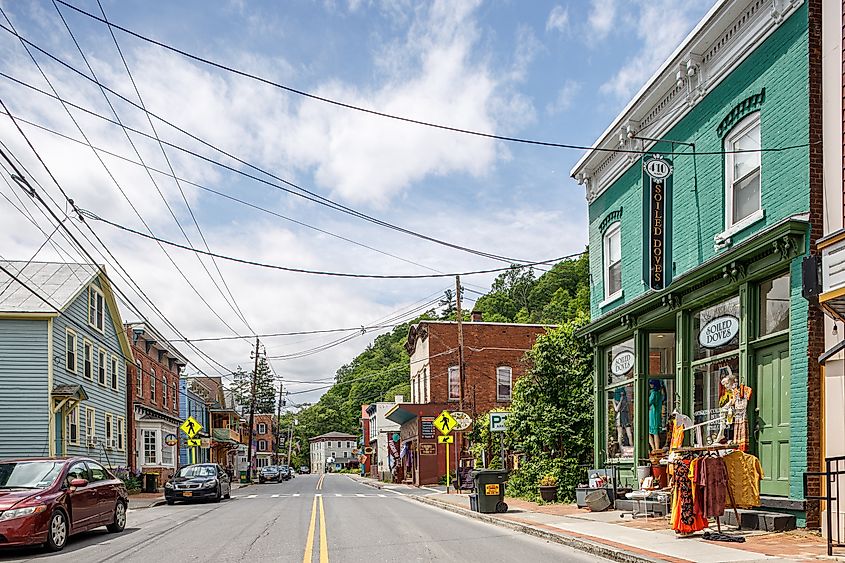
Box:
0;0;713;407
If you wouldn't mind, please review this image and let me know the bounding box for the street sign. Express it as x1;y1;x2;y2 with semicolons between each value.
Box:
200;438;211;448
164;433;178;447
451;411;472;431
187;438;201;447
489;412;510;432
419;443;436;455
433;410;457;435
421;417;436;439
437;435;454;444
180;416;203;438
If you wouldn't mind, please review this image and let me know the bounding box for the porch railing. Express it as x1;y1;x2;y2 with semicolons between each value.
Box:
804;455;845;557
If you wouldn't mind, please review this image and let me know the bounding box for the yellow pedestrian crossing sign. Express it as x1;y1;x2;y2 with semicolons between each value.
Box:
187;438;201;447
180;416;202;438
437;435;454;444
433;410;457;435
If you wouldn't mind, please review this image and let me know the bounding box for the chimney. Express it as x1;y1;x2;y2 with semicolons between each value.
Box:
471;310;483;322
394;395;404;403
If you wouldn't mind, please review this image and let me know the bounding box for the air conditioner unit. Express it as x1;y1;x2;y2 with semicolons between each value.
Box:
107;438;117;449
87;435;99;447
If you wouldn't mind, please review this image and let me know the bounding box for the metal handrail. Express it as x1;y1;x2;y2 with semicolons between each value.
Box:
804;456;845;556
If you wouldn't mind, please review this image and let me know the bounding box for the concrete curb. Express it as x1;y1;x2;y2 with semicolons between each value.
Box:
407;494;663;563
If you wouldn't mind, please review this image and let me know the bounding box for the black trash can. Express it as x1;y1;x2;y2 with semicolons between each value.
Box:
142;472;158;493
471;469;508;513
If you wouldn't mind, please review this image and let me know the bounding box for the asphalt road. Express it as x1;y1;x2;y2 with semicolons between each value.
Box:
0;474;607;562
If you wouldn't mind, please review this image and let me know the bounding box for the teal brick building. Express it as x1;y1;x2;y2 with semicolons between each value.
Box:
570;0;820;525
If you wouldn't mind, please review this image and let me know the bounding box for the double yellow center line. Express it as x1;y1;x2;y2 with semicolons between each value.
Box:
304;475;328;563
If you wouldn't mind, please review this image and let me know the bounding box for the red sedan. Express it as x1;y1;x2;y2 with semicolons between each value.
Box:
0;457;128;551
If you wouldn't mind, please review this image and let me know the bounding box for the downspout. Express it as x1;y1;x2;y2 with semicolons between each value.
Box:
47;317;55;457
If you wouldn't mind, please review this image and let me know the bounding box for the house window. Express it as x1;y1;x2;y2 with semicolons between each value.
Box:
162;377;168;406
66;329;77;373
66;406;79;445
84;407;95;444
136;361;143;397
105;413;113;447
172;385;177;410
143;430;157;465
605;338;635;460
448;365;460;401
117;417;125;450
83;341;93;379
98;349;106;386
162;440;173;466
725;113;761;227
496;366;512;401
150;368;156;401
759;273;790;337
258;439;267;451
603;222;622;300
110;356;118;390
258;423;267;434
88;286;104;332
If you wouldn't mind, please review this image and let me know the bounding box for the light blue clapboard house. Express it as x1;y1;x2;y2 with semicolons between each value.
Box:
0;261;133;467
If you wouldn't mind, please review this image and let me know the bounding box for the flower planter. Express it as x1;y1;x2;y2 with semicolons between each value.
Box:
538;485;557;502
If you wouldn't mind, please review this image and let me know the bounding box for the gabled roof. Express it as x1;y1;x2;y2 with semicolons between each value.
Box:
309;431;358;442
0;261;98;313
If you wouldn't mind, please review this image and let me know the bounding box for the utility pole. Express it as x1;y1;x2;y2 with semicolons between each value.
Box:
274;384;284;465
455;275;465;492
246;337;260;483
286;422;295;467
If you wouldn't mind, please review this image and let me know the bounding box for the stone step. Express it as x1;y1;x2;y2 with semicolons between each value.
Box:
719;508;796;532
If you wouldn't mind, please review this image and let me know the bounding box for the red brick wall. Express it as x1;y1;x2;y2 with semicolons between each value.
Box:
421;322;549;416
252;414;275;453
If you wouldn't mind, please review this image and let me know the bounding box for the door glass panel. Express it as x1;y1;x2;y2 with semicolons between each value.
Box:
606;382;634;460
606;339;634;385
759;274;790;336
648;333;675;375
88;461;108;482
66;463;87;485
693;356;741;445
693;297;740;361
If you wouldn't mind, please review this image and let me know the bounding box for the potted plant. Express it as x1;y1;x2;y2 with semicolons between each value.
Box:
538;474;558;502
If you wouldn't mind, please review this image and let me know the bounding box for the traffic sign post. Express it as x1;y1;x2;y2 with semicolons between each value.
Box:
180;416;203;438
434;410;456;493
187;438;201;447
437;435;454;444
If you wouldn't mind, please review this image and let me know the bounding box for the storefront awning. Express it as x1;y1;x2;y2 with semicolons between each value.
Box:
385;405;418;425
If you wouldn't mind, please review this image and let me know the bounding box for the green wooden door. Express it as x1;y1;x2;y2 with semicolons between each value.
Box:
755;342;790;496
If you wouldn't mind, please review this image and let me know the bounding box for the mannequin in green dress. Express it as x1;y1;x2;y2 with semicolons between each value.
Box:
648;379;664;451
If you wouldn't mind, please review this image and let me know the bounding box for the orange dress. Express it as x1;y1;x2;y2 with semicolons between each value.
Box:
670;458;708;534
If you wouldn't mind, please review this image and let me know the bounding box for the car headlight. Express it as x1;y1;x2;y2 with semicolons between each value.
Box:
202;479;217;489
164;482;174;489
0;505;47;521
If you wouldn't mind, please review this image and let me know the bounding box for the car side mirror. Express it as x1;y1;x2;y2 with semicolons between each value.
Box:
69;478;88;488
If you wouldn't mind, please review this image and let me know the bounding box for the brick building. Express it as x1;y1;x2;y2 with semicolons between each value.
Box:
251;413;276;468
570;0;819;527
393;319;550;486
126;322;187;486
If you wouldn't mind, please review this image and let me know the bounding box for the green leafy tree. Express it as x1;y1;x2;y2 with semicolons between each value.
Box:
505;317;594;502
230;357;277;414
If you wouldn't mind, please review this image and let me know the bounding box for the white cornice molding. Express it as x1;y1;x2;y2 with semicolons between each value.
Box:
570;0;804;203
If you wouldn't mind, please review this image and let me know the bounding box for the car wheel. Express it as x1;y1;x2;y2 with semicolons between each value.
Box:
107;501;127;533
45;509;68;552
224;484;231;499
213;485;222;503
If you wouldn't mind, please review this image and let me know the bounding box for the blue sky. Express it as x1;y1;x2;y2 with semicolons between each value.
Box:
0;0;713;404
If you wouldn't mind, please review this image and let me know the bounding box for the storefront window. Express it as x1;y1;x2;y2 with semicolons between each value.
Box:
693;356;741;444
759;273;790;336
693;297;740;361
605;338;634;460
647;333;675;452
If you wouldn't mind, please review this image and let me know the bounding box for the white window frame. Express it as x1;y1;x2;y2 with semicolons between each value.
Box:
84;406;95;444
150;368;156;401
258;439;267;451
496;366;513;401
117;417;125;451
143;429;158;465
65;328;77;373
258;423;267;434
83;340;93;380
162;376;168;406
88;285;105;333
723;112;763;233
66;406;79;446
98;348;107;386
172;384;177;410
110;355;119;390
602;222;623;305
447;365;460;401
105;413;114;447
136;361;143;397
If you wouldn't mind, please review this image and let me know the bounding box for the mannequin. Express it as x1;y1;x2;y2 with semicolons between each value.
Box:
714;367;737;444
648;379;664;451
613;386;633;451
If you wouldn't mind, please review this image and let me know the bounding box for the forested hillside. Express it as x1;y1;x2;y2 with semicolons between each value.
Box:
282;251;589;467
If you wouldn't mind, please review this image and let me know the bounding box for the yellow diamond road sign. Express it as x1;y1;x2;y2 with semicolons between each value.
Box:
433;410;457;435
437;435;454;444
180;416;202;438
187;438;201;447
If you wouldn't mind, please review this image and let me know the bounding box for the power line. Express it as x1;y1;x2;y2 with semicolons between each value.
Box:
48;1;815;157
78;208;580;279
0;29;531;266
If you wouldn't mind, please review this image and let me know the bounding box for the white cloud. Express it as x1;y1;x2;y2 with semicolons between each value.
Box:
546;5;570;34
599;0;708;100
546;80;581;115
587;0;616;40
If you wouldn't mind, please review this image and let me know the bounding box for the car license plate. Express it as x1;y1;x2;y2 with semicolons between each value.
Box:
183;491;192;497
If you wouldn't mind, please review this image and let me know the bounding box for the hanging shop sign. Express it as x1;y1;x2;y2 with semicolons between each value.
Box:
450;411;472;431
643;155;673;290
698;315;740;348
610;351;635;376
419;443;436;455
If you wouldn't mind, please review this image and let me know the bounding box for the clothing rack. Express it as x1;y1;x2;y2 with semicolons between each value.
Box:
670;445;742;532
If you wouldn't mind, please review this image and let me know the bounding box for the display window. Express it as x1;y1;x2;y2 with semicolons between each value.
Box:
647;333;675;452
759;273;790;337
605;338;634;460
